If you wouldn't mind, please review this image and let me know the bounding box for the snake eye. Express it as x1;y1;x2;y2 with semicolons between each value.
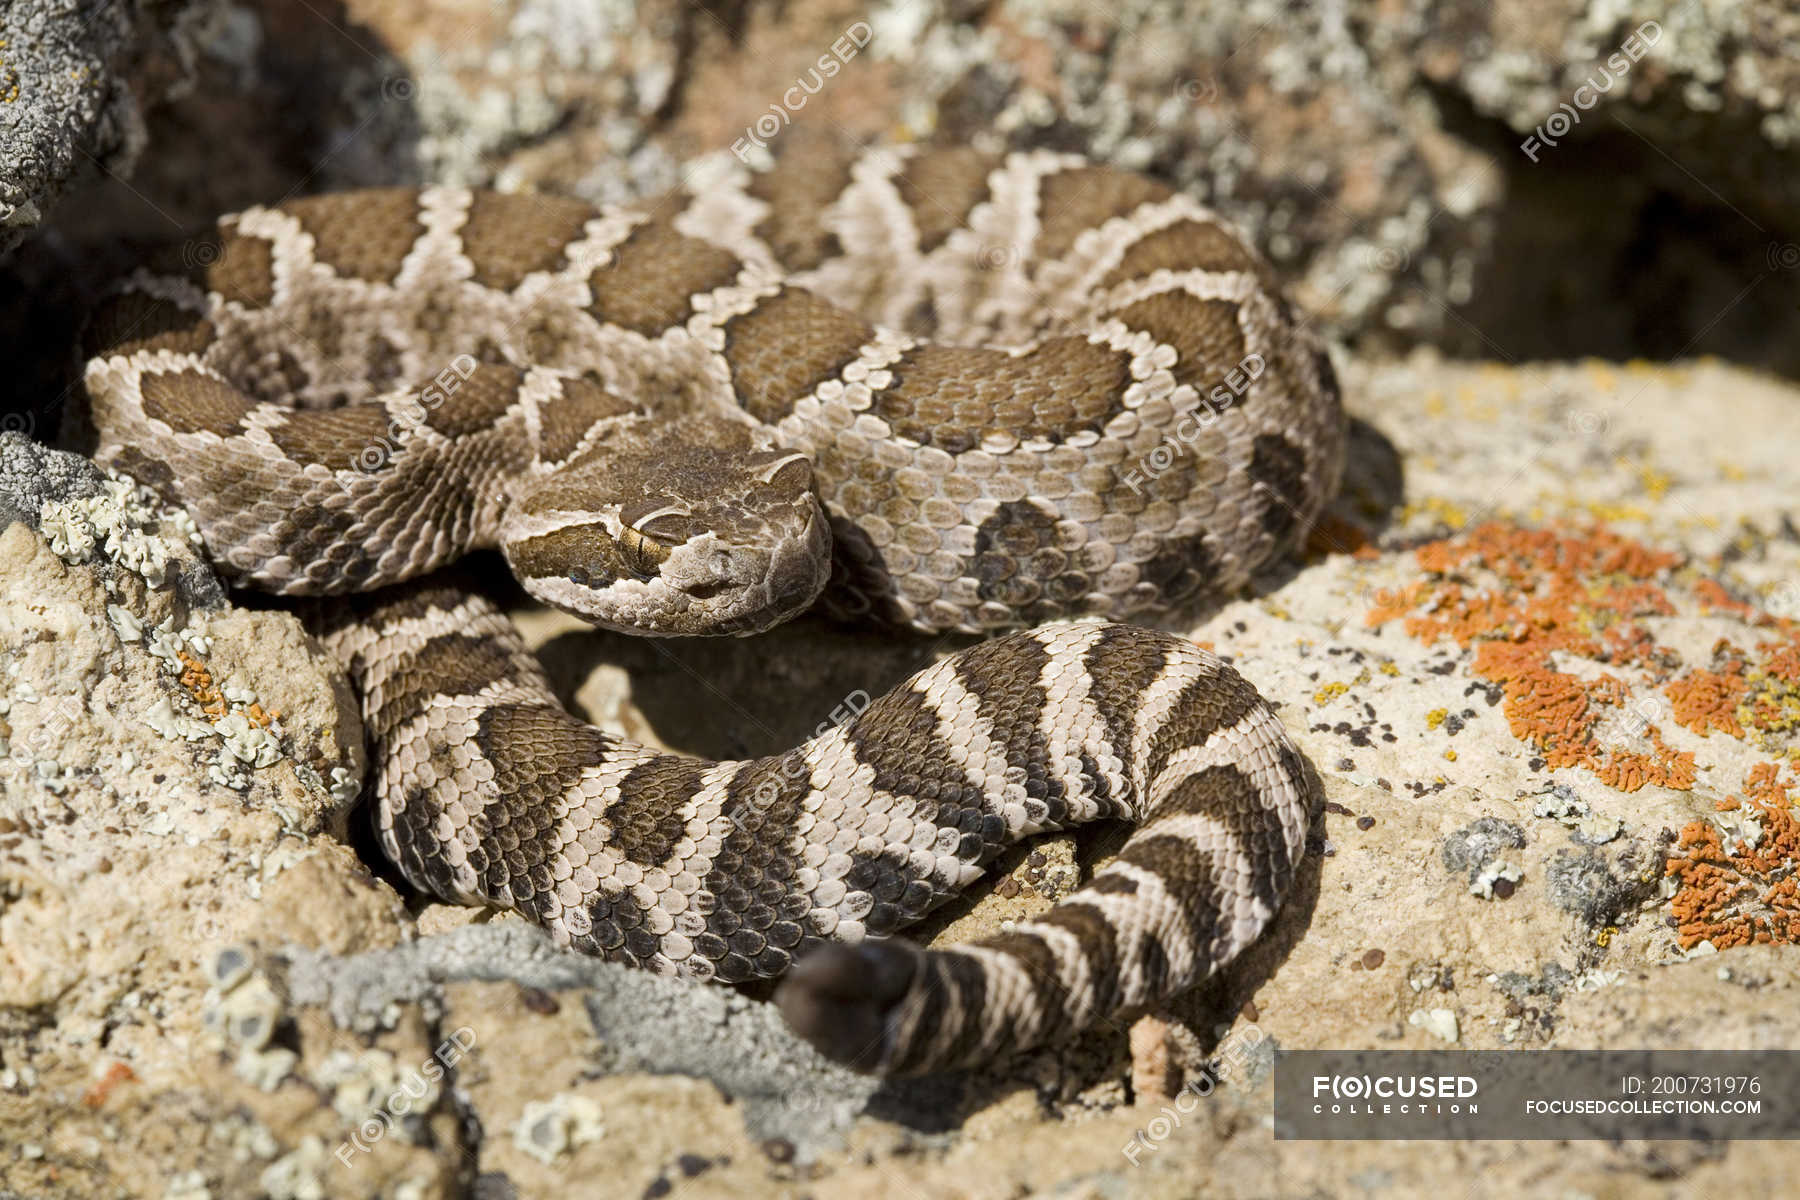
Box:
616;506;693;580
618;525;673;580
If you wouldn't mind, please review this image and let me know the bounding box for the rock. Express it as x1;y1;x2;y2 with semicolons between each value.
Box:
0;432;397;1197
0;1;130;258
0;0;216;257
281;923;961;1160
1443;817;1528;879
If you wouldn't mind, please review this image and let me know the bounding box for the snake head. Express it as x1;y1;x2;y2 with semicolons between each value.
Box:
500;423;832;636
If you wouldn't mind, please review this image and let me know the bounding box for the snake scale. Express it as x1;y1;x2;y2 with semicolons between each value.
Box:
82;142;1343;1075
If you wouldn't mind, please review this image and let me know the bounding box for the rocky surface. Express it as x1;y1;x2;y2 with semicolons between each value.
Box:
4;0;1799;1194
7;354;1800;1196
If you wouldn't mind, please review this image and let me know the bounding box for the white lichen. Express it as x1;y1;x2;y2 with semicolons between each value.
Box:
315;1047;442;1125
328;766;360;806
513;1094;606;1164
143;698;216;744
107;603;145;643
206;945;254;993
224;1115;281;1161
1470;860;1523;900
166;506;206;549
39;499;97;562
163;1170;212;1200
1716;807;1765;857
40;477;186;588
33;759;72;794
259;1135;330;1200
211;976;283;1049
230;1046;297;1093
1568;968;1624;992
1408;1008;1461;1043
216;712;281;769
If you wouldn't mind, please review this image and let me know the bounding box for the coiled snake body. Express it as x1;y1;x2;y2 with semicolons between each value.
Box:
84;144;1341;1075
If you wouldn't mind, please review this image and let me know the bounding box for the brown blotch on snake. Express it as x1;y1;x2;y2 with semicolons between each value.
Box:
723;286;875;426
80;293;213;361
1110;292;1248;397
891;147;1003;253
138;369;252;439
585;216;745;337
179;230;278;309
458;192;597;292
285;189;425;284
418;365;530;440
83;143;1341;1076
1098;217;1278;292
871;337;1134;452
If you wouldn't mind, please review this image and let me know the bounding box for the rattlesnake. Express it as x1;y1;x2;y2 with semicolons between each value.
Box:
82;142;1342;1075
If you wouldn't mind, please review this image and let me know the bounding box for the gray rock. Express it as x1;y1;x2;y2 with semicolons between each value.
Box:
10;355;1800;1196
0;0;207;258
1546;843;1664;928
0;427;107;529
282;923;962;1158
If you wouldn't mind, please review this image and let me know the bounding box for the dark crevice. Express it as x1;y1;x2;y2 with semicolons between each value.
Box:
1423;81;1800;378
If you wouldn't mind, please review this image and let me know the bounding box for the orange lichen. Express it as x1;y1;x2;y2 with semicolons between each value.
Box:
1761;642;1800;685
1668;762;1800;949
1693;578;1758;622
1659;637;1800;746
1367;521;1800;799
1363;581;1427;627
1369;520;1800;947
176;649;279;728
1665;658;1748;738
1370;523;1694;793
